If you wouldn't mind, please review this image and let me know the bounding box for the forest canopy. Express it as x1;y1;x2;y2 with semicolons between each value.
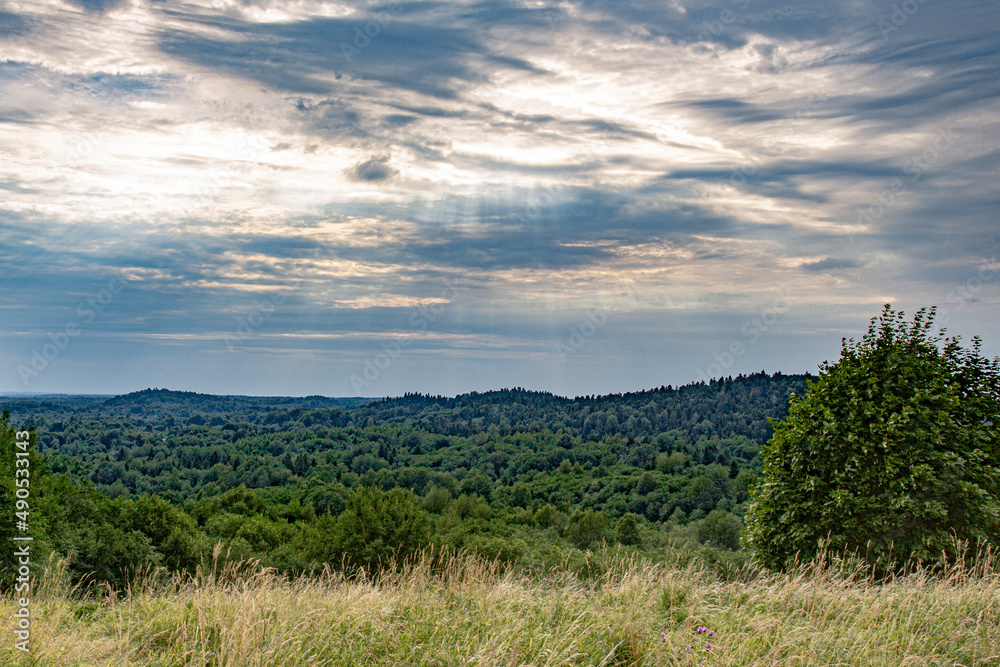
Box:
2;372;804;588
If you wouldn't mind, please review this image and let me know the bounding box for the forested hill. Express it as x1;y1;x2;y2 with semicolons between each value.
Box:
100;388;372;414
1;371;810;512
0;372;812;585
3;371;810;447
1;389;371;429
346;371;808;442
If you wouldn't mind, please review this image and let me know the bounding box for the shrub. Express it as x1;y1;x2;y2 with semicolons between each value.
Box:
746;305;1000;571
696;509;742;551
614;513;641;546
566;509;610;549
332;486;431;570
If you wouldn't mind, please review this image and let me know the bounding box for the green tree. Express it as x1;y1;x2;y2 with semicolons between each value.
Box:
697;509;742;551
565;509;609;549
459;470;492;501
422;486;453;514
614;512;641;546
127;494;205;571
332;486;431;570
746;306;1000;571
509;482;531;508
636;471;657;495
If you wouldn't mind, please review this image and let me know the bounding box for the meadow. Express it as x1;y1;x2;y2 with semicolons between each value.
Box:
3;546;997;667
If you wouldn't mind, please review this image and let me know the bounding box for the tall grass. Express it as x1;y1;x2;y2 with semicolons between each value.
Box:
3;544;997;666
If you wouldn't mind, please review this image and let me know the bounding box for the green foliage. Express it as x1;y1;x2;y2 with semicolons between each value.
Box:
192;485;265;523
746;305;1000;571
125;495;205;571
534;504;566;531
331;487;431;570
614;513;641;546
459;469;492;500
1;373;817;588
565;509;610;549
305;482;350;516
509;482;531;508
422;486;453;514
697;509;743;551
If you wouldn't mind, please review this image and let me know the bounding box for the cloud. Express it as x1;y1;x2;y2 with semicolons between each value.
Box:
800;257;864;273
65;0;127;14
0;0;996;395
0;9;32;37
352;156;397;182
156;9;541;99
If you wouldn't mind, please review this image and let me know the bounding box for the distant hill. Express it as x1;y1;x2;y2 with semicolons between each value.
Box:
1;389;372;424
4;372;811;444
336;371;810;442
99;388;372;412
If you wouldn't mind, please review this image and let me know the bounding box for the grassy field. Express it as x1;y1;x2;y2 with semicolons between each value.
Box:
2;547;997;667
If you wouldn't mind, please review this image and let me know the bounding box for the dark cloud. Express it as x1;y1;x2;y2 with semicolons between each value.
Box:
0;9;32;36
829;63;999;127
675;98;784;124
295;97;372;141
352;156;397;182
0;179;39;195
386;104;470;118
660;159;908;203
565;0;852;48
381;114;419;127
800;257;864;272
157;10;541;99
65;0;126;14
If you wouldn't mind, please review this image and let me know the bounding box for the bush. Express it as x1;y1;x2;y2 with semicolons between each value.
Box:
332;486;431;570
746;305;1000;571
459;470;493;501
565;509;610;549
696;509;742;551
422;486;453;514
614;513;641;546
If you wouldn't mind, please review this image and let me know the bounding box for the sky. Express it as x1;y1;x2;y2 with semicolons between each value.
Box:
0;0;997;398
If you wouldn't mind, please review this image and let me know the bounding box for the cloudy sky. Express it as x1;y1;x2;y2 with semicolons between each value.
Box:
1;0;997;397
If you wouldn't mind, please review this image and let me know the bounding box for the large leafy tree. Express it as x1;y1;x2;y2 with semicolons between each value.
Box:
330;486;431;570
746;305;1000;570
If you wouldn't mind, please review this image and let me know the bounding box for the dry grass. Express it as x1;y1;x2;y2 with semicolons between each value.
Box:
2;545;998;666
